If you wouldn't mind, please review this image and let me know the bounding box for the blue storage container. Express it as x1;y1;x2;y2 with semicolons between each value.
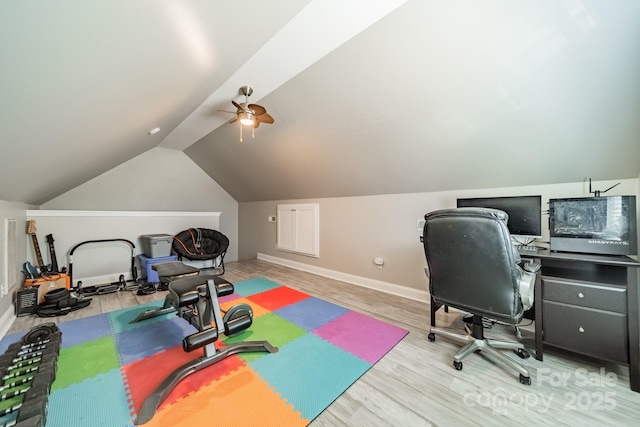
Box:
138;254;177;283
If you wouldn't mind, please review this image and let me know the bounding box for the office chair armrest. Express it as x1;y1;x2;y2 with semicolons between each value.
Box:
523;261;541;273
518;270;536;310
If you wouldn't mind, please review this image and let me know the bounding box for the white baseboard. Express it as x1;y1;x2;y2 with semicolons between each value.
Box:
257;253;429;303
0;303;16;340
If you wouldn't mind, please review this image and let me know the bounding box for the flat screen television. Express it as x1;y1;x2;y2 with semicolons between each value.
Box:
549;195;637;256
456;195;542;239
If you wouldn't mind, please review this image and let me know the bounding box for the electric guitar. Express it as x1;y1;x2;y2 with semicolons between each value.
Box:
23;261;39;279
26;220;49;276
45;234;61;274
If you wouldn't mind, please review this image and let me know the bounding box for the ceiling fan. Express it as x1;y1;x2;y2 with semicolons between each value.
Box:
221;86;274;142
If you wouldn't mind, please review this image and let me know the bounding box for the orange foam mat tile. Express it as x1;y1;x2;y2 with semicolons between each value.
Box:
125;344;244;414
247;286;310;311
143;365;309;427
220;296;270;318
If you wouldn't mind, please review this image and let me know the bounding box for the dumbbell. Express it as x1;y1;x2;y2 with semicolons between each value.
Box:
5;336;61;361
0;394;48;427
1;374;52;402
2;359;57;384
1;364;56;395
7;331;61;354
0;352;58;374
20;324;59;346
0;351;58;380
1;325;61;358
0;350;58;382
13;413;45;427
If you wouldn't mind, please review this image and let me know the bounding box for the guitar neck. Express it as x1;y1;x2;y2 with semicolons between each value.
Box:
45;234;59;273
31;234;46;270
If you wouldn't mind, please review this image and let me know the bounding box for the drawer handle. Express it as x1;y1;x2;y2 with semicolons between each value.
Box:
578;292;584;298
579;326;585;333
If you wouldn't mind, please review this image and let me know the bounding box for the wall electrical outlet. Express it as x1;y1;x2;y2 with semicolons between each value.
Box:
268;215;277;222
417;218;425;231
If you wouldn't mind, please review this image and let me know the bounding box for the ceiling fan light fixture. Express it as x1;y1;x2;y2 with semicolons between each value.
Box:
239;111;255;126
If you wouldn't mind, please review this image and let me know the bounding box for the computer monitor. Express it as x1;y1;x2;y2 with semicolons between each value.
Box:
456;195;543;239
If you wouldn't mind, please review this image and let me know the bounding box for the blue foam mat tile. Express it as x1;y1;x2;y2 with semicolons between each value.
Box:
109;300;177;334
275;296;350;331
0;331;24;354
250;333;370;420
115;316;195;365
58;313;112;348
232;277;282;297
46;368;133;427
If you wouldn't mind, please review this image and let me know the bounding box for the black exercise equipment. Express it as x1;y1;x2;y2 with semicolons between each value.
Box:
68;239;138;296
34;288;91;317
132;262;277;425
0;323;61;427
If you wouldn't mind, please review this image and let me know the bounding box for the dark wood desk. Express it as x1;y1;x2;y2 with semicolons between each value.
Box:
519;248;640;392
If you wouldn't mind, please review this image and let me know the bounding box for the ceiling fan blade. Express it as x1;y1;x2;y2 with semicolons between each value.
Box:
232;100;246;112
253;120;261;129
228;116;238;124
257;113;274;124
248;103;266;116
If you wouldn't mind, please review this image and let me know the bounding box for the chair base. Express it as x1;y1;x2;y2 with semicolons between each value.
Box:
429;320;531;384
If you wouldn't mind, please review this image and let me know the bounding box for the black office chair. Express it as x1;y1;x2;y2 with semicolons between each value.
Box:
423;208;538;385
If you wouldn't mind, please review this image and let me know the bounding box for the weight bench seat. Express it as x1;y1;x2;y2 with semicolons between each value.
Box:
168;275;234;307
130;262;234;325
152;261;200;279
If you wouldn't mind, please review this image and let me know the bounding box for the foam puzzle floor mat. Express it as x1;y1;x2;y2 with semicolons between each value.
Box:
0;277;409;427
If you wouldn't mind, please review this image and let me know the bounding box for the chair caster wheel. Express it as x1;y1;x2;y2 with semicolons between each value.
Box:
519;374;531;385
428;333;435;342
514;348;530;359
453;360;463;371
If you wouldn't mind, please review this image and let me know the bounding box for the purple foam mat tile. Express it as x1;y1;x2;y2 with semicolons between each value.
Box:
218;292;241;304
314;310;409;364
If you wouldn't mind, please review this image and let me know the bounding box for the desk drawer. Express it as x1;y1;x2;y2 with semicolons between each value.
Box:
543;277;626;313
543;301;628;363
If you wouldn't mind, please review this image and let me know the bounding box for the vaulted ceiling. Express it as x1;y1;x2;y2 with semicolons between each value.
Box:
2;0;639;205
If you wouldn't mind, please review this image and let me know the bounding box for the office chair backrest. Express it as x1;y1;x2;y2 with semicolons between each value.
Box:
423;208;524;324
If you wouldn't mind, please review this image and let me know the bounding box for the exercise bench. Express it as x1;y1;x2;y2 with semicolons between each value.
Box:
132;262;277;425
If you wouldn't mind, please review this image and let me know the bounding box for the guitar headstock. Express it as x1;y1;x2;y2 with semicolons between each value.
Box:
26;220;37;235
46;234;55;244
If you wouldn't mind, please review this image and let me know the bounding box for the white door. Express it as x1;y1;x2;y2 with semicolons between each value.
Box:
276;204;319;257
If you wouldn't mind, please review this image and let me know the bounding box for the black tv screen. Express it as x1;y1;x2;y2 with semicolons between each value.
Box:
456;195;543;238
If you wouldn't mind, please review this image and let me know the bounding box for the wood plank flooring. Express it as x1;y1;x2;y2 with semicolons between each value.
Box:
8;259;640;426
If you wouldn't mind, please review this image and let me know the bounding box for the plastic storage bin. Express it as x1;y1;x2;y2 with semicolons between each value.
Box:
138;254;178;283
140;234;173;258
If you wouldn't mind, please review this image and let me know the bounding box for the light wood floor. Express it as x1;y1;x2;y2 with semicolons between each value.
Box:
8;259;640;426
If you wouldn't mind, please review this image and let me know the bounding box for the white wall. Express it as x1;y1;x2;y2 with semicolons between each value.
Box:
41;148;239;261
25;210;221;288
0;199;32;337
239;178;639;299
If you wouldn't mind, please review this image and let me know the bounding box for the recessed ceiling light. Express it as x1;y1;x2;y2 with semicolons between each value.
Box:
148;127;160;135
